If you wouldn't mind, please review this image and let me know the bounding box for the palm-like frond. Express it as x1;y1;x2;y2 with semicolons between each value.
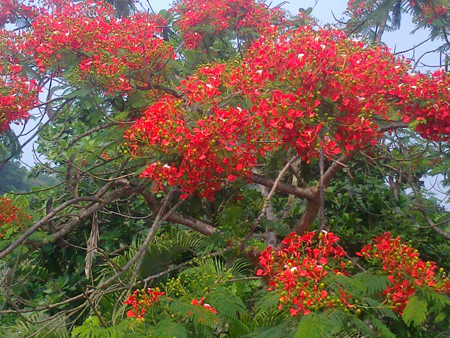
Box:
0;312;70;338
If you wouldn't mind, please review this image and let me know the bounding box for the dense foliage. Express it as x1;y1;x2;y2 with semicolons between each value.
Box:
2;0;450;337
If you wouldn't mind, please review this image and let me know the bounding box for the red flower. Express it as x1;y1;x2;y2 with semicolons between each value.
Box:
358;232;450;314
124;288;164;319
257;231;351;316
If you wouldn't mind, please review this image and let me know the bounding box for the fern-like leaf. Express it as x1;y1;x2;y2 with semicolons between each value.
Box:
209;286;246;320
152;320;188;338
230;258;252;276
2;312;69;338
294;312;327;338
244;320;294;338
363;297;398;320
349;317;377;338
419;287;450;308
327;274;366;297
72;316;133;338
402;294;428;327
322;309;348;334
371;318;396;338
350;271;391;296
253;291;282;323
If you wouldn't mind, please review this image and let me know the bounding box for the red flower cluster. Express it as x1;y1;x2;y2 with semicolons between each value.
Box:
227;26;414;158
346;0;385;16
20;0;172;94
180;63;226;105
0;0;37;26
257;231;349;316
399;68;450;142
124;288;165;319
0;0;175;132
125;93;260;200
173;0;283;49
0;31;40;132
419;3;447;24
0;197;32;238
357;233;450;314
191;298;217;314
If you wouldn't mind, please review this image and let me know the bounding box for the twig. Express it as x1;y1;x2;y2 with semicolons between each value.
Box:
246;156;298;240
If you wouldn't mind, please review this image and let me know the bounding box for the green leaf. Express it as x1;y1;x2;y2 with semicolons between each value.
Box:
402;295;428;327
371;318;396;338
435;311;446;323
349;317;376;338
294;313;326;338
364;274;391;296
209;287;246;320
363;297;398;320
322;309;348;334
419;287;450;308
246;320;294;338
153;320;188;338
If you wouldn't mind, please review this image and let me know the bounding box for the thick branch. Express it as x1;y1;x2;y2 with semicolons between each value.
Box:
292;187;320;234
293;150;359;234
374;11;389;44
377;122;408;133
323;150;358;188
141;190;217;236
50;185;140;240
0;180;140;259
0;196;104;260
421;211;450;240
250;173;316;200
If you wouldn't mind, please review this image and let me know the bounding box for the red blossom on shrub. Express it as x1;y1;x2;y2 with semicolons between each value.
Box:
0;32;40;132
125;94;259;201
0;197;32;238
191;298;217;314
124;287;165;319
357;232;450;314
0;0;38;26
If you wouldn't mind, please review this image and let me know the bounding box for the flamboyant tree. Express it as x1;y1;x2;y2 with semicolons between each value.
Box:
1;0;450;336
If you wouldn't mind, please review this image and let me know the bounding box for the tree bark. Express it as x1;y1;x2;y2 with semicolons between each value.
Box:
374;12;389;44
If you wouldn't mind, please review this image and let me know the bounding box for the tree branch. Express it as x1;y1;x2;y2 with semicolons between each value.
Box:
323;150;359;188
292;188;320;234
0;196;104;260
64;123;116;150
250;173;316;200
50;185;141;240
141;190;217;236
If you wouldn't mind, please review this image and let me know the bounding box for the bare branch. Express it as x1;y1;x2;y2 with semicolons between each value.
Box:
0;196;104;260
141;190;217;235
64;123;116;150
250;173;316;200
